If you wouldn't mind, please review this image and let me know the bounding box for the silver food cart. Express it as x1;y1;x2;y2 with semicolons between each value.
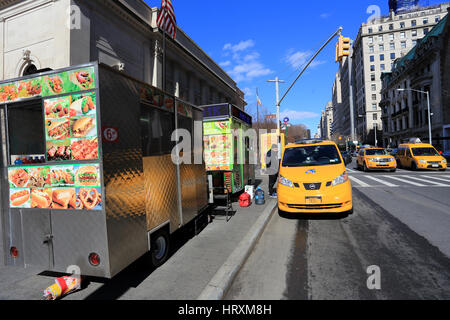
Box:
0;62;208;278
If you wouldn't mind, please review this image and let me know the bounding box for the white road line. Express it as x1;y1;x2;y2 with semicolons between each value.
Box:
406;176;447;186
346;168;355;173
364;176;399;187
422;175;450;182
383;175;426;187
349;176;370;187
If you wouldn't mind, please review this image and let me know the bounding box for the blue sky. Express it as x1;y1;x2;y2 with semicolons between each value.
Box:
145;0;444;135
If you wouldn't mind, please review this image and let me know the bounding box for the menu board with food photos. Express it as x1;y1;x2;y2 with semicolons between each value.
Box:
203;134;233;171
0;66;96;104
44;91;99;162
8;164;102;211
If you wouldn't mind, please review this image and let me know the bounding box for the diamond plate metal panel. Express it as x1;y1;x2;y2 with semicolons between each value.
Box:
99;66;149;277
143;155;179;232
180;163;198;225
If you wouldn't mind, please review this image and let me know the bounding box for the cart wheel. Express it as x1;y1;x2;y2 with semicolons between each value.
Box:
150;229;170;268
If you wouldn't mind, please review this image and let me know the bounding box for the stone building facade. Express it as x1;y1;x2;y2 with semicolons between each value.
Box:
0;0;246;109
380;10;450;151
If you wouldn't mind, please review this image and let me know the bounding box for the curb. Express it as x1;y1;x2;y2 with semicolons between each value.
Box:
197;199;277;300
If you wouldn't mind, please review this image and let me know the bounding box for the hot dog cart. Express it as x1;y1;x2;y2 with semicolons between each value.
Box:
201;104;255;194
0;62;208;278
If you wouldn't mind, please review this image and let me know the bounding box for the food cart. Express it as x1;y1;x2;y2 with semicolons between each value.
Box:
0;62;208;278
201;104;255;194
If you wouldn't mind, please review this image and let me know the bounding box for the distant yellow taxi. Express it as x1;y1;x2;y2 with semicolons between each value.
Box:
396;143;447;171
277;140;353;217
356;148;397;172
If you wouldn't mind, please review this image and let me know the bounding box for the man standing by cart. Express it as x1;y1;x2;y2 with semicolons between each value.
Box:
266;144;280;198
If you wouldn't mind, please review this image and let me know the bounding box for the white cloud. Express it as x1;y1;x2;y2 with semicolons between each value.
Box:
281;109;320;121
243;87;253;98
223;40;255;53
285;50;326;70
221;40;273;83
320;13;331;19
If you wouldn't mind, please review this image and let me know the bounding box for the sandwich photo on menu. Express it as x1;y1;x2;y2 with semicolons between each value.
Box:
52;189;76;210
70;116;96;138
46;119;70;140
31;189;52;209
75;165;99;187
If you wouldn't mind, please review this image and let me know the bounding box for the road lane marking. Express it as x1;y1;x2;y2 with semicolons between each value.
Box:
405;176;447;186
364;176;399;187
349;176;370;187
383;176;426;186
422;175;450;182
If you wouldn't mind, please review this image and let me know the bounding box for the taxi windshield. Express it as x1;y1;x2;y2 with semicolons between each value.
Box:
412;147;439;156
365;149;388;156
282;145;342;167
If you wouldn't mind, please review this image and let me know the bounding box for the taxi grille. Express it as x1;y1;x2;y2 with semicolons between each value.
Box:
287;203;343;210
428;161;440;164
303;183;322;190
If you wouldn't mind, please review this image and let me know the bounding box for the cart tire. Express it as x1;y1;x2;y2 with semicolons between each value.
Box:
150;229;170;268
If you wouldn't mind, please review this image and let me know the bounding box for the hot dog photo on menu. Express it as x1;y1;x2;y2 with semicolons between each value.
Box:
10;189;31;208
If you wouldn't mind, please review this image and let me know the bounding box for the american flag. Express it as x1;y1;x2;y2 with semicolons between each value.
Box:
157;0;177;39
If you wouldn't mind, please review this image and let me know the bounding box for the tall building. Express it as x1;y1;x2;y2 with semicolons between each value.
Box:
380;11;450;151
331;48;354;141
320;101;333;140
390;0;420;13
352;2;450;144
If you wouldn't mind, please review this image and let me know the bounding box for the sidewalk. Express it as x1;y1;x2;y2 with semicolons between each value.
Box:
0;171;277;300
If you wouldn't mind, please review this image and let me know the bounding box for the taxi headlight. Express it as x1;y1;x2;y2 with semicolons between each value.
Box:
332;171;348;187
443;159;447;164
419;159;427;164
279;175;294;188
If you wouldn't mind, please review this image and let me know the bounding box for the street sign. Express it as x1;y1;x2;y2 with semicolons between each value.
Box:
283;117;290;124
266;114;277;120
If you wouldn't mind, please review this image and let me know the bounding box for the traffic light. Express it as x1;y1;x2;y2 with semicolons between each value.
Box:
335;35;351;63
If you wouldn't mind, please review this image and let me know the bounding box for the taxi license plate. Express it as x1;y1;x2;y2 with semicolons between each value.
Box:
432;164;439;168
306;197;322;204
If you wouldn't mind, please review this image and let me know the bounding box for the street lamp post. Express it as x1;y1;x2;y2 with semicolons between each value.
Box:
397;88;432;145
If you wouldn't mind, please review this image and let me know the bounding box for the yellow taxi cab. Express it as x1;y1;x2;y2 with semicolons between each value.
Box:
277;139;353;217
356;147;397;172
396;140;447;171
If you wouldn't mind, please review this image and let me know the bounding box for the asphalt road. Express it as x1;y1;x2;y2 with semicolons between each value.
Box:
225;159;450;300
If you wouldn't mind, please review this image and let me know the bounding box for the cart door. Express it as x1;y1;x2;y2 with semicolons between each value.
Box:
21;209;53;268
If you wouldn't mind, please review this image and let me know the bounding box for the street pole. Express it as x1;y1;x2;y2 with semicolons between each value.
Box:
374;123;377;147
426;91;432;145
267;77;286;159
348;43;355;142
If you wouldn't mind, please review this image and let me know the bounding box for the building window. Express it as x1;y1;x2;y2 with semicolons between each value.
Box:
400;32;406;39
389;24;394;30
390;43;395;50
370;55;375;62
379;26;383;32
379;44;384;51
423;18;428;24
412;20;417;26
390;52;396;60
370;65;375;71
368;27;373;34
412;30;417;37
373;113;378;121
372;94;377;100
435;16;440;23
369;46;374;53
380;54;385;61
401;41;407;49
424;28;429;35
380;64;385;71
400;22;405;28
378;35;383;42
371;84;376;91
371;74;376;81
389;34;394;41
372;104;377;111
368;37;373;44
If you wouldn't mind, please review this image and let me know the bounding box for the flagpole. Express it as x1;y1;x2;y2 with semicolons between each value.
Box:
256;88;260;132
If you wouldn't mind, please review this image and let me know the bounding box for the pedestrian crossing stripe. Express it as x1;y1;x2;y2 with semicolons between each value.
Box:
348;174;450;188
